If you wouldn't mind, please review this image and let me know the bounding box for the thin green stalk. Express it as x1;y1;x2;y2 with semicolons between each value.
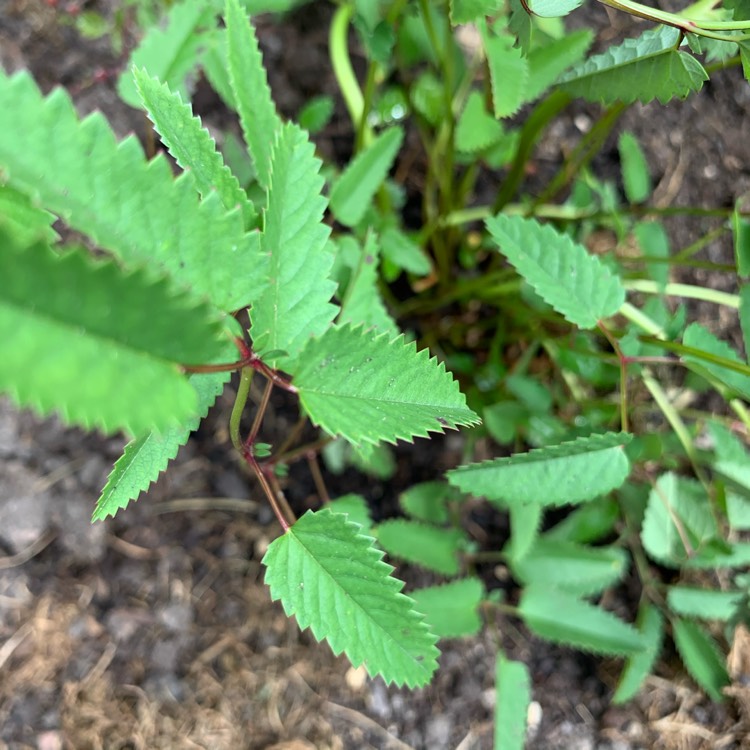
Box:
623;280;740;309
619;301;667;337
230;367;254;452
598;321;630;432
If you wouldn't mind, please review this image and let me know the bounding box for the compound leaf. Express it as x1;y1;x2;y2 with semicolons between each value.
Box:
225;0;283;189
250;123;337;372
93;368;230;521
447;432;631;507
294;325;480;447
262;508;439;687
0;69;263;312
410;578;484;638
519;585;644;655
0;237;228;437
134;68;256;227
117;0;215;107
672;618;729;701
613;603;664;704
495;655;531;750
330;127;404;227
486;214;625;329
559;26;707;105
376;520;463;575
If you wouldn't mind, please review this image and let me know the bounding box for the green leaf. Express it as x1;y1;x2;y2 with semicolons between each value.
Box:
0;185;57;245
641;473;718;568
376;520;463;575
727;492;750;531
634;220;670;289
134;69;256;228
507;502;543;561
525;0;583;17
559;26;707;105
672;618;729;701
0;237;227;437
619;131;651;204
380;227;432;275
329;127;404;227
117;0;215;108
739;285;750;358
326;494;372;532
294;325;480;446
338;233;398;335
495;655;530;750
525;29;592;102
298;95;335;134
486;214;625;328
410;578;484;638
543;497;620;544
613;603;664;704
683;323;750;400
225;0;283;190
262;509;439;687
734;196;750;277
0;70;263;312
510;540;628;596
482;25;528;119
93;369;230;521
519;585;644;655
449;0;503;25
456;91;505;153
447;432;631;507
686;542;750;570
400;481;452;524
667;586;744;622
250;123;338;372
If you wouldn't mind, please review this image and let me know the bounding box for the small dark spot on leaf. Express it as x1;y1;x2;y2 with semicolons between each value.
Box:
365;254;374;264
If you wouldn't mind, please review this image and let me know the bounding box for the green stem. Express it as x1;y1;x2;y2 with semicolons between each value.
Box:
230;367;253;452
598;320;630;432
623;280;740;309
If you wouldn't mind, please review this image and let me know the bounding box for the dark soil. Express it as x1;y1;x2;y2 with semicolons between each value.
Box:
1;2;750;749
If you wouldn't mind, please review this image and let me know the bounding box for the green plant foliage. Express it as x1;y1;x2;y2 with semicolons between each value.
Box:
262;509;440;687
410;578;484;638
486;214;625;329
543;497;619;544
456;91;505;153
525;29;592;102
613;603;664;704
329;127;404;227
376;519;464;575
727;492;750;531
0;185;57;245
507;503;543;561
739;285;750;359
93;370;230;521
667;586;744;622
641;473;718;568
298;95;335;134
525;0;584;17
447;433;631;507
683;323;750;400
449;0;503;25
250;123;338;372
380;227;432;276
519;586;644;655
400;481;452;523
618;131;651;203
294;325;480;446
326;494;372;531
0;70;262;313
225;0;283;190
734;197;750;277
559;26;708;105
0;236;227;437
134;68;256;228
672;618;729;701
494;655;531;750
482;24;528;119
117;0;215;107
510;540;628;596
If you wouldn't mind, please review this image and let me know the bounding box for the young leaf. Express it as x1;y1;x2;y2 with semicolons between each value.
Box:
134;68;256;227
672;618;729;701
0;237;228;437
410;578;484;638
93;369;231;521
641;473;717;568
117;0;215;108
225;0;283;189
482;25;528;119
380;227;432;276
0;70;263;312
250;123;338;372
613;603;664;704
486;214;625;329
510;540;628;596
400;481;452;524
329;127;404;227
683;323;750;400
294;325;480;447
376;520;463;576
619;131;651;204
667;587;745;622
525;29;592;102
495;655;531;750
298;95;335;134
519;586;644;655
262;509;439;687
447;432;631;507
559;26;707;105
456;91;505;153
326;494;372;532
